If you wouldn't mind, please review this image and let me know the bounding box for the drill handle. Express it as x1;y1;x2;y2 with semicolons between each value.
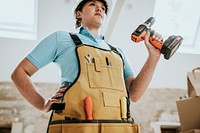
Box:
149;30;164;50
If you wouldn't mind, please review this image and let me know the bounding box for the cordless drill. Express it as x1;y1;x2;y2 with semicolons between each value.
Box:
131;17;183;60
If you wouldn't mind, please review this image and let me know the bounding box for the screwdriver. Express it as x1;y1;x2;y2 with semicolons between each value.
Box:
120;97;127;120
84;96;93;120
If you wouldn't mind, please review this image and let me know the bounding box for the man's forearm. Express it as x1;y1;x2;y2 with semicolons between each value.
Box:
129;56;159;102
11;68;45;111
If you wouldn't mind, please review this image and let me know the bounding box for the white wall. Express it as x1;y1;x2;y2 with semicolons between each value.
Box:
0;0;200;89
0;0;74;83
110;0;200;89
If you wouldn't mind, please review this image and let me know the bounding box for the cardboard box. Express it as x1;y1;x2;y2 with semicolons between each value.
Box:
180;129;200;133
176;67;200;133
177;97;200;132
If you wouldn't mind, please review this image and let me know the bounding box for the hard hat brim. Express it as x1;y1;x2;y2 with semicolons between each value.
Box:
72;0;113;16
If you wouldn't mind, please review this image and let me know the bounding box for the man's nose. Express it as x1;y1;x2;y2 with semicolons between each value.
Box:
96;5;102;12
97;8;101;12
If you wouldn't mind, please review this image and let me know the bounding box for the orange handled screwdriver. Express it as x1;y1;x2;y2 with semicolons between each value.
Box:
84;96;93;120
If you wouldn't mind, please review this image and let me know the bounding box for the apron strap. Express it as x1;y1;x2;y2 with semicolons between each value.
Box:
107;44;120;54
69;32;120;55
69;33;83;46
49;119;135;125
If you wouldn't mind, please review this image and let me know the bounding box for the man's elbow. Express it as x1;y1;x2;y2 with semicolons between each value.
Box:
11;69;18;82
129;94;142;103
11;66;24;82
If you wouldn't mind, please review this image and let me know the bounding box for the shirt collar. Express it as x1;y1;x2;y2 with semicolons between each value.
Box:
75;26;105;41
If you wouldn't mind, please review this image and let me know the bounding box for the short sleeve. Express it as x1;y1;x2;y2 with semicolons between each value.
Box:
26;32;58;69
117;47;135;79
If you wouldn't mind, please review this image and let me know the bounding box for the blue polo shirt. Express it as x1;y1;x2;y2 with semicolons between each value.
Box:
27;27;134;85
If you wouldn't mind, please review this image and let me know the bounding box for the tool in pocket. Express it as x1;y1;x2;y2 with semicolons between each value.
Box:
85;54;93;63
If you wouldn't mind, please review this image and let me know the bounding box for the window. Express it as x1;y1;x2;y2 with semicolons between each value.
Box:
153;0;200;54
0;0;38;40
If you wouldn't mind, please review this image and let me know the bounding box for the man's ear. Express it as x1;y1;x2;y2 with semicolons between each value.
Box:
76;11;82;19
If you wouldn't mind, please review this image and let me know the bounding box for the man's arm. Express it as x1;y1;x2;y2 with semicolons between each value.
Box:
125;32;161;102
11;58;64;112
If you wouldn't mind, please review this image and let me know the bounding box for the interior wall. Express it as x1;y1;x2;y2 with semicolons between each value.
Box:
0;0;199;89
0;0;75;84
109;0;200;89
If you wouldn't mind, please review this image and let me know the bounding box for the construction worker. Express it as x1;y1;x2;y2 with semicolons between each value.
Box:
11;0;162;132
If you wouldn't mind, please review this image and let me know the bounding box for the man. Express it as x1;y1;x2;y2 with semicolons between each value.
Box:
11;0;162;132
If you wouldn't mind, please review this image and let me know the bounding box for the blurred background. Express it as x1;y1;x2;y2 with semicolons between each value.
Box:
0;0;199;133
0;0;200;88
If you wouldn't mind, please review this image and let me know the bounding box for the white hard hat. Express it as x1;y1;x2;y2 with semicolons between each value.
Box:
72;0;113;16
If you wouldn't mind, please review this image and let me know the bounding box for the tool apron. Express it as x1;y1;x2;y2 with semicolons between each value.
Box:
47;33;140;133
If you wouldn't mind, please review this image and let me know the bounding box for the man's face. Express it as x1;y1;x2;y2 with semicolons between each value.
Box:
77;0;107;28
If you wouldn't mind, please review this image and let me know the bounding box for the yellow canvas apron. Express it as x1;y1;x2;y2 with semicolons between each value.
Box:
47;33;140;133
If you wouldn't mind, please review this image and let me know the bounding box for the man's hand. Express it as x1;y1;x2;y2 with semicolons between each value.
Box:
144;31;162;59
43;87;67;112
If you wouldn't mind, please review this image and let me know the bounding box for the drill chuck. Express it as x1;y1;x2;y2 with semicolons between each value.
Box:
144;17;155;28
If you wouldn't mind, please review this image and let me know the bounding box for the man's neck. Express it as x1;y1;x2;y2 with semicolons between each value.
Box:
88;28;100;38
82;24;101;38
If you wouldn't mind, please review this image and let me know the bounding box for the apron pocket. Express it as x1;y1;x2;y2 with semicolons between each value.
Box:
103;91;120;108
48;120;140;133
48;123;62;133
100;123;140;133
87;63;124;91
62;123;99;133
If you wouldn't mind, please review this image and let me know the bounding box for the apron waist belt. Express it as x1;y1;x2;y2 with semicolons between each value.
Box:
50;119;135;125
